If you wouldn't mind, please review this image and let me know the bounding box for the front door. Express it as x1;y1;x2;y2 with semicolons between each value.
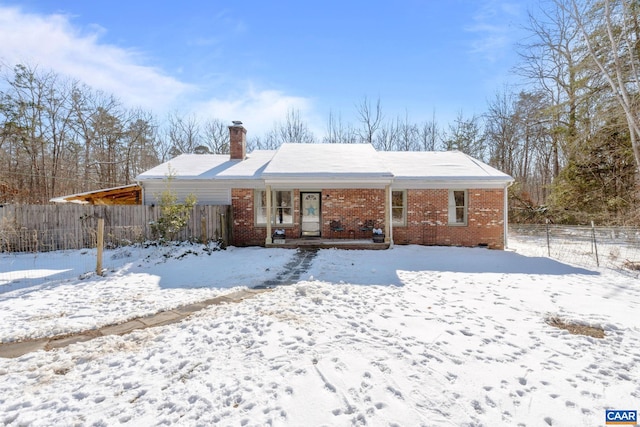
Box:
301;192;321;237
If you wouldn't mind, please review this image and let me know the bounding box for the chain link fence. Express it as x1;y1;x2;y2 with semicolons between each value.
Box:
509;224;640;274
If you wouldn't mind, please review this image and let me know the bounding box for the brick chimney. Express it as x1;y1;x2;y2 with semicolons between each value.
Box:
229;121;247;160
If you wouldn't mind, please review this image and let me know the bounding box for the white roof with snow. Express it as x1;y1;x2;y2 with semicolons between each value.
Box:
135;151;275;180
262;143;392;179
380;151;512;180
136;144;513;188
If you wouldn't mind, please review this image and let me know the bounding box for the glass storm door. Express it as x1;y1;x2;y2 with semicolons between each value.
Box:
301;192;321;237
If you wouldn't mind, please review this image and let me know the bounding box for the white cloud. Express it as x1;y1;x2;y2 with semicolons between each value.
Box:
0;6;320;137
466;1;524;62
0;6;191;110
194;84;318;137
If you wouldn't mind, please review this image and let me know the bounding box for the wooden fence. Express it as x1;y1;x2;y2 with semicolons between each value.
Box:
0;204;232;252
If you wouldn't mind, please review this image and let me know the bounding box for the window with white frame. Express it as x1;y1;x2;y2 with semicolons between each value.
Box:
255;190;294;226
448;189;468;225
392;190;406;226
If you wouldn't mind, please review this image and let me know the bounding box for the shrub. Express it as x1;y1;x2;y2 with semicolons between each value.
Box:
151;170;197;242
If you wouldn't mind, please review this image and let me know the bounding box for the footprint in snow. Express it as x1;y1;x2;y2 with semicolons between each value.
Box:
386;386;403;399
470;400;484;414
485;395;497;408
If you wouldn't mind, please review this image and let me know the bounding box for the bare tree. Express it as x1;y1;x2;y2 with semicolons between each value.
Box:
374;121;398;151
515;0;588;178
515;90;556;203
356;96;383;144
442;112;486;160
395;112;419;151
121;110;158;183
0;63;160;202
0;64;78;201
202;118;229;154
485;89;521;176
567;0;640;172
324;110;358;144
267;108;315;146
247;135;271;151
417;111;440;151
166;112;201;155
91;106;128;187
70;85;122;189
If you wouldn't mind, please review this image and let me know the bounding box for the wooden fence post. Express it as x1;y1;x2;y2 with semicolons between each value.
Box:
591;221;599;267
219;209;227;248
201;215;207;243
545;219;551;257
96;217;104;276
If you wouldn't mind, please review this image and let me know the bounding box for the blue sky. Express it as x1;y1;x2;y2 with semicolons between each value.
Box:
0;0;536;136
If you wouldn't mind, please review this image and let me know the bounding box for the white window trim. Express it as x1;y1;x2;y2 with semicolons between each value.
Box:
448;189;468;226
392;190;407;226
255;189;294;227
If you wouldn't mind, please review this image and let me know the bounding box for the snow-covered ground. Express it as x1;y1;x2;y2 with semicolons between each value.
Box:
1;238;639;426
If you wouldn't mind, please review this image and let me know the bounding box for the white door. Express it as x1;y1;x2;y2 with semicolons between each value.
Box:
301;192;321;237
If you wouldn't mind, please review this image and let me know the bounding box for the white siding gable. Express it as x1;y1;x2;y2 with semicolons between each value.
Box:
143;181;231;205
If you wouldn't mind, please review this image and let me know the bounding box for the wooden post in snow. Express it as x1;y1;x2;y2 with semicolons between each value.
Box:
591;221;599;267
219;210;227;248
96;217;104;276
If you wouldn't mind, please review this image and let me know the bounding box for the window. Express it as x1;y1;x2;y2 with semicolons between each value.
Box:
448;189;467;225
255;190;293;226
392;190;406;226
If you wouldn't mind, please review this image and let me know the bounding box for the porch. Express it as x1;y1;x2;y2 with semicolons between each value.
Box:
263;187;392;248
266;237;390;250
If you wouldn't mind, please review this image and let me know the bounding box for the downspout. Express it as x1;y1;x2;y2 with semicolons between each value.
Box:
265;185;272;245
504;182;513;249
385;184;392;245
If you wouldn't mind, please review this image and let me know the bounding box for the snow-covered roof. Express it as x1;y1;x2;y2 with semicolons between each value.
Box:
136;144;513;186
262;143;393;179
379;151;513;181
135;151;275;180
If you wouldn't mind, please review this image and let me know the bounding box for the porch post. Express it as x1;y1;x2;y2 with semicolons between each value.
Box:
384;184;391;243
265;185;273;245
503;184;509;249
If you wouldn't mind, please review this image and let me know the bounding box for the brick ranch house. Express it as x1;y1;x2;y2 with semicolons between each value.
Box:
136;123;514;249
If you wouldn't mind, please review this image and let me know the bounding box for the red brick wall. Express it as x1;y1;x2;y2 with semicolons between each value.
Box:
231;188;257;245
232;189;270;245
320;189;386;236
231;189;303;246
231;187;506;249
392;188;505;249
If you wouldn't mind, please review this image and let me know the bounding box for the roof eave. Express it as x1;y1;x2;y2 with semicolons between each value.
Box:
263;172;394;179
391;177;513;189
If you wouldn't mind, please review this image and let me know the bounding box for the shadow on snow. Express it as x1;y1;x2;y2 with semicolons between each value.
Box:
303;246;599;287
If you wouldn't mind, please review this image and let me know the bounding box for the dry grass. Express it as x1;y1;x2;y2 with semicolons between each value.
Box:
546;316;605;339
622;260;640;271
